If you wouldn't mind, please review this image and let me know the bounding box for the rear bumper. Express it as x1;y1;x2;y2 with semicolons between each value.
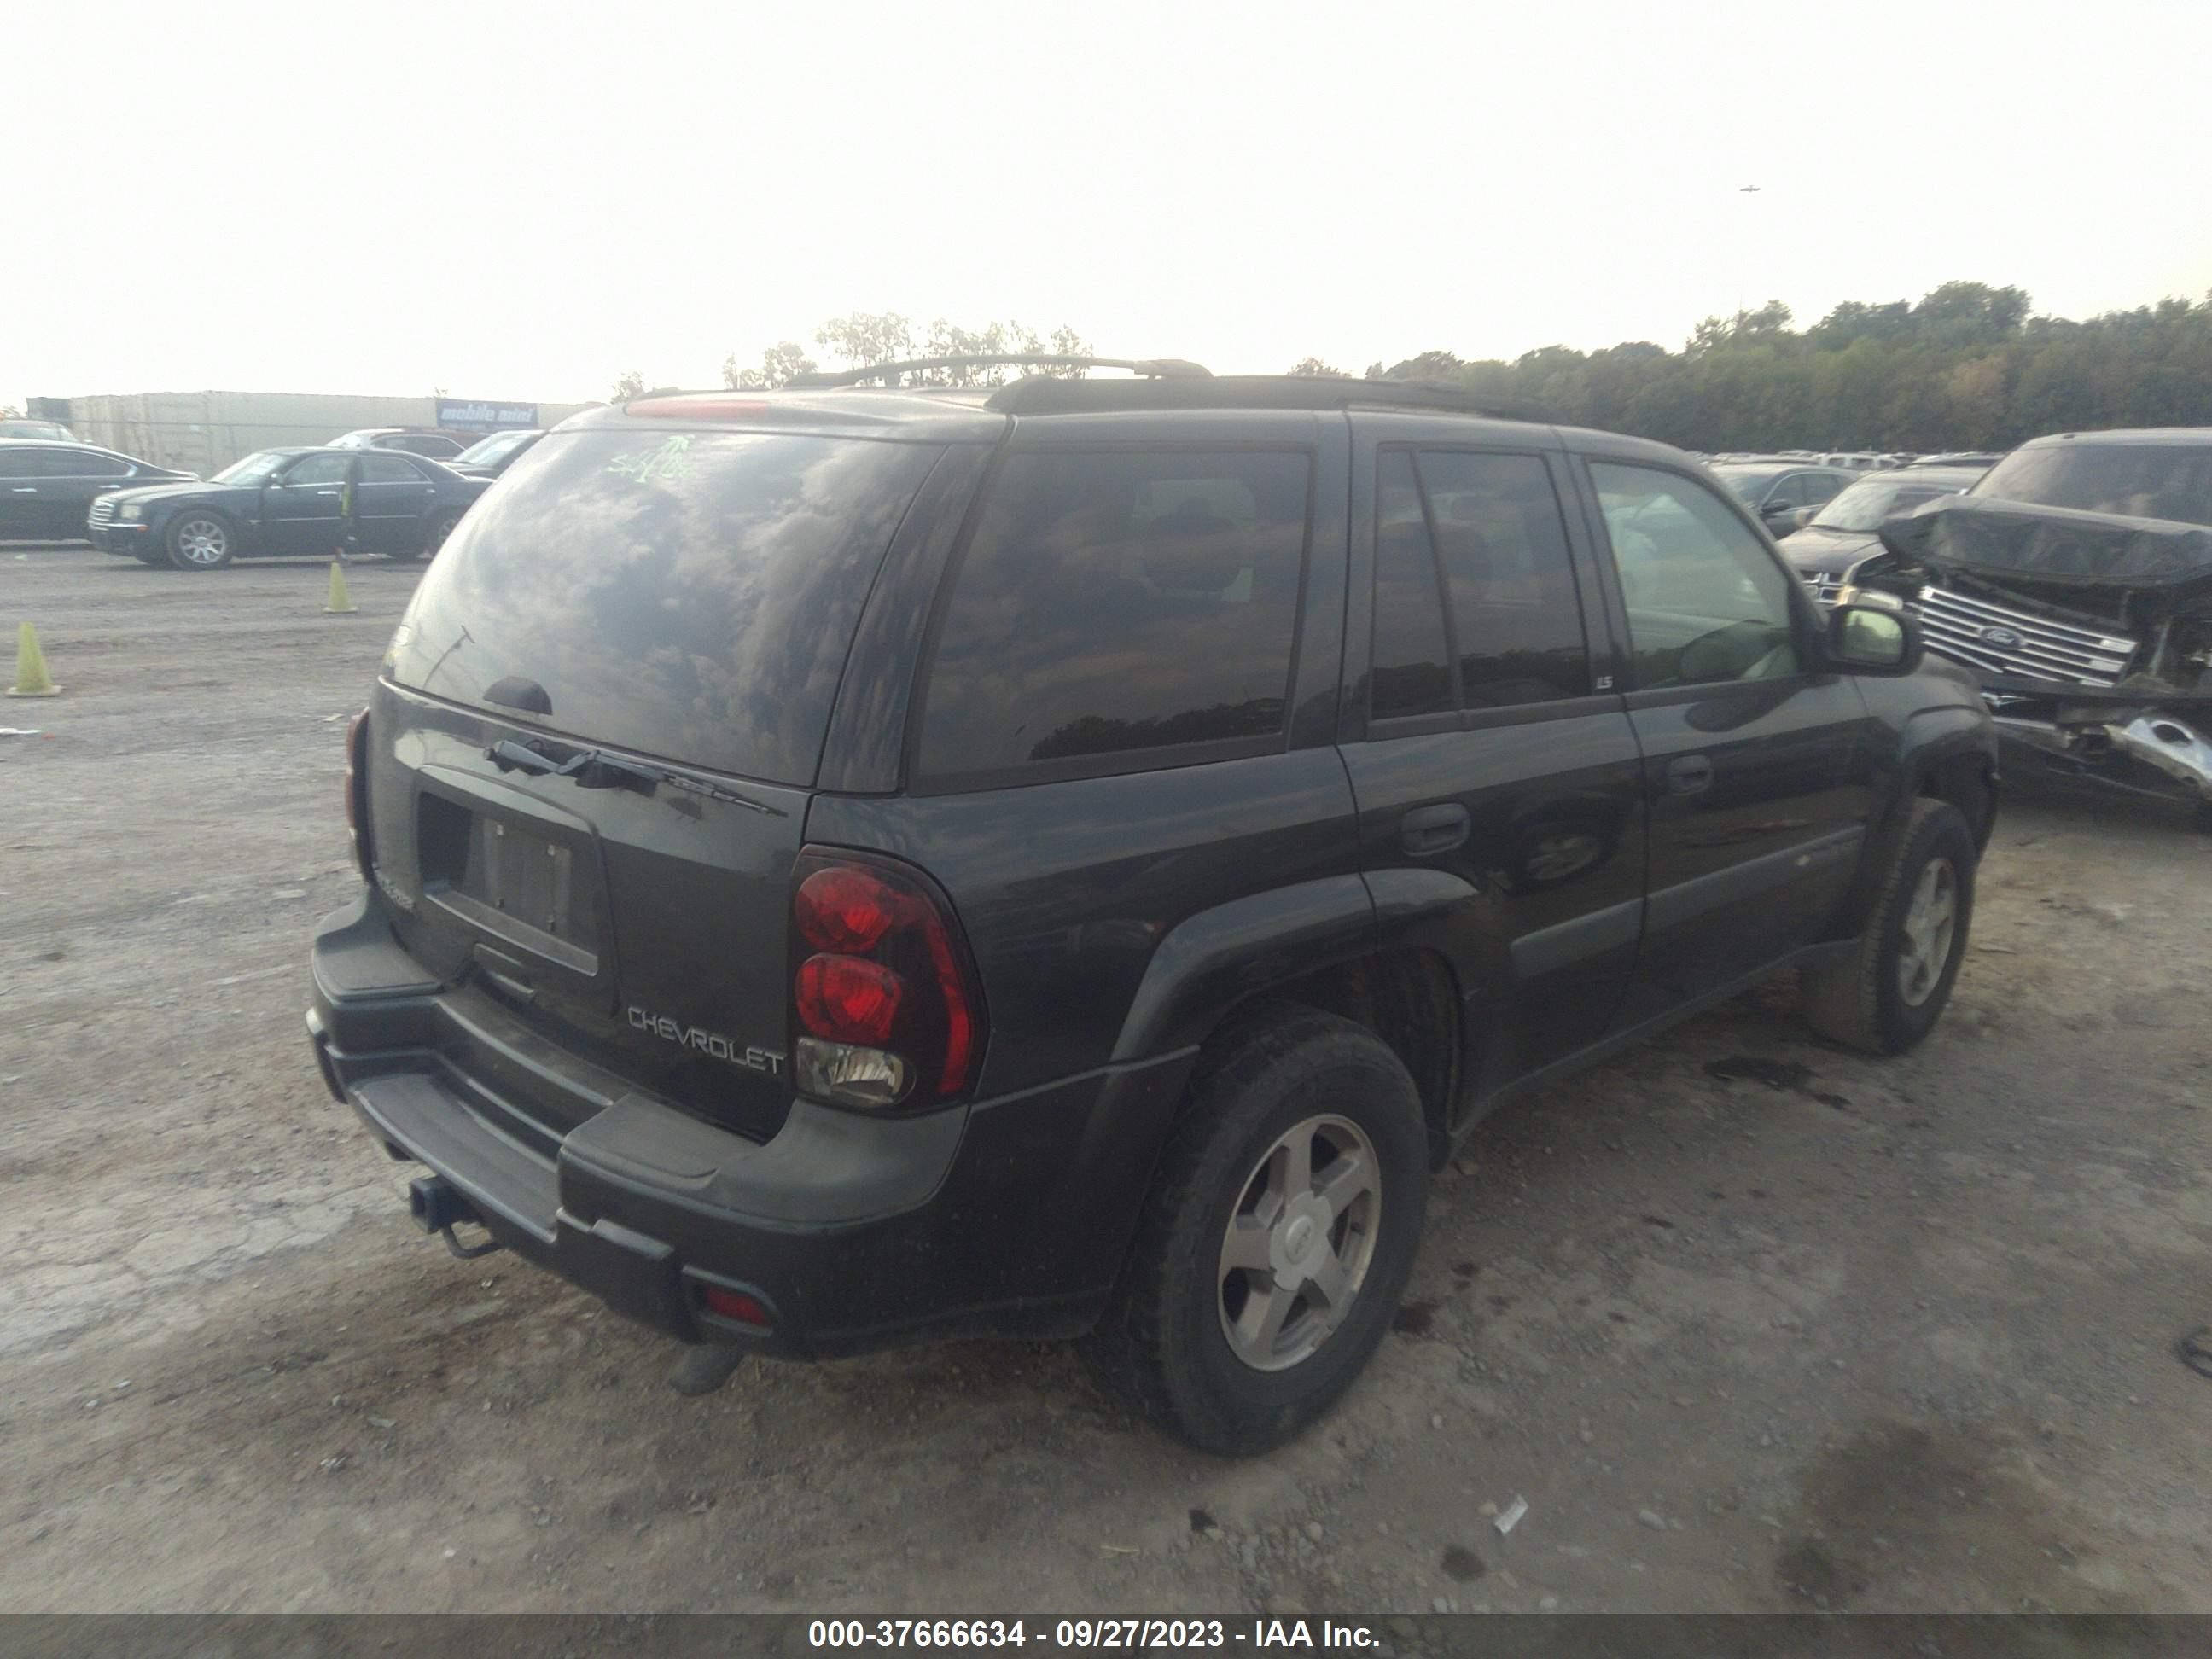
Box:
307;894;1193;1356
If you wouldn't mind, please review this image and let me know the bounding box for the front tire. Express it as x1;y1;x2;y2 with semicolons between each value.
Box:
1801;798;1976;1054
166;512;236;570
1082;1008;1429;1456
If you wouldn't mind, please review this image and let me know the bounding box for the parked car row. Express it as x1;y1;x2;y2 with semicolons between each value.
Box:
87;446;492;568
1;433;511;563
329;428;543;473
1774;463;1992;599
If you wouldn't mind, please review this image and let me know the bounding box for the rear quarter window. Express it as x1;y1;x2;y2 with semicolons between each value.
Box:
385;428;942;783
916;448;1313;785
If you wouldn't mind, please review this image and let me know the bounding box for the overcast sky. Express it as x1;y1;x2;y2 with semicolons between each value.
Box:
8;0;2210;406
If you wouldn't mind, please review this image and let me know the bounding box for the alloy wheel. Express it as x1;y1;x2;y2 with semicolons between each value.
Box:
173;517;229;567
1216;1114;1382;1372
1897;856;1959;1007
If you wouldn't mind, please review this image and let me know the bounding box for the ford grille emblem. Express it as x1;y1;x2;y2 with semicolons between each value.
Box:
1979;626;2024;649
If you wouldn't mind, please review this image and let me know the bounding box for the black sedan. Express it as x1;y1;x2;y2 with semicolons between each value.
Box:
0;439;195;541
89;447;491;569
445;428;544;479
1778;464;1988;598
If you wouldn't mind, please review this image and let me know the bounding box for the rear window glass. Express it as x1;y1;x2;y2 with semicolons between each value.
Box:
386;428;940;783
917;448;1312;782
1975;442;2212;526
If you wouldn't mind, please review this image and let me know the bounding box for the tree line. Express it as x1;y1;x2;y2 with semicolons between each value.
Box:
632;281;2212;453
1291;282;2212;452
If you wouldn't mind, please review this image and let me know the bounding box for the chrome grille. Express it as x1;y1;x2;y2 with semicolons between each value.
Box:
87;497;118;528
1914;583;2139;687
1805;572;1846;605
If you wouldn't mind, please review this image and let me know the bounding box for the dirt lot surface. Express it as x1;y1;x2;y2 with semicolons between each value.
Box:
4;541;2210;1616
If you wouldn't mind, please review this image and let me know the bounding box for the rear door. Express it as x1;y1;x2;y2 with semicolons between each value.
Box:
1337;422;1645;1097
356;451;437;551
0;447;45;536
263;451;350;553
1574;454;1875;1027
369;421;955;1140
33;448;135;538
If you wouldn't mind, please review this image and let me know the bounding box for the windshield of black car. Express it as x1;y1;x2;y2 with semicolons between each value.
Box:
1811;477;1953;533
1710;468;1783;504
211;452;290;485
1975;442;2212;526
456;431;531;465
385;428;941;783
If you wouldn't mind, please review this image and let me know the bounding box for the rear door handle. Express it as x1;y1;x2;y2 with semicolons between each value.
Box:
1400;802;1470;856
1666;755;1715;796
9;486;36;493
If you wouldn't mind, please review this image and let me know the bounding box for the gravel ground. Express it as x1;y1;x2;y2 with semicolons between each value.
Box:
3;540;2209;1615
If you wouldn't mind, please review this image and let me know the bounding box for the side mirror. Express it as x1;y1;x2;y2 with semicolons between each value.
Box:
1825;601;1922;676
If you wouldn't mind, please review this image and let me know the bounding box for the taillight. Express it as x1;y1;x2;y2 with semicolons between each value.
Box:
343;707;374;882
622;397;771;420
789;849;985;1111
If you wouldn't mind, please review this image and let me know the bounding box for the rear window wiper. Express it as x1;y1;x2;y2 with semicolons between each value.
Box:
485;739;783;815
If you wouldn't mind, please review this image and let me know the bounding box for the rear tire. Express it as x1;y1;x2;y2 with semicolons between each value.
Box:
400;509;463;560
1802;798;1976;1054
1081;1007;1429;1456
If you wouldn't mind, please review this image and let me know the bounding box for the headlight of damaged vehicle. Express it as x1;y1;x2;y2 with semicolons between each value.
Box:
119;503;144;521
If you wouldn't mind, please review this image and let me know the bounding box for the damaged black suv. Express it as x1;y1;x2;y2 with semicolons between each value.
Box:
1853;428;2212;826
307;359;1998;1454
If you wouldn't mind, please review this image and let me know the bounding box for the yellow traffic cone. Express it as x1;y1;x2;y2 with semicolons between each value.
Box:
7;621;61;697
324;560;358;614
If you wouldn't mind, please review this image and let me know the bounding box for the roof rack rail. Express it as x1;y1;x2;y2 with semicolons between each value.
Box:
786;354;1213;389
981;374;1552;422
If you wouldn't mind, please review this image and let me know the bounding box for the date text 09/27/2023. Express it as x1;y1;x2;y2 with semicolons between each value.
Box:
807;1621;1382;1650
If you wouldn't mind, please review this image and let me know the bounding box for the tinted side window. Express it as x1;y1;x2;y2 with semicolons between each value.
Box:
284;453;351;486
360;454;423;483
1369;451;1453;720
400;434;464;457
918;449;1311;781
38;450;130;478
1418;451;1591;705
1801;472;1845;504
1590;462;1801;690
0;451;36;478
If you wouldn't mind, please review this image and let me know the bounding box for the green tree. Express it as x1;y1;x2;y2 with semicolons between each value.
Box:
725;312;1093;388
722;341;818;389
1378;350;1466;381
611;370;646;401
1287;358;1350;377
1323;282;2212;453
